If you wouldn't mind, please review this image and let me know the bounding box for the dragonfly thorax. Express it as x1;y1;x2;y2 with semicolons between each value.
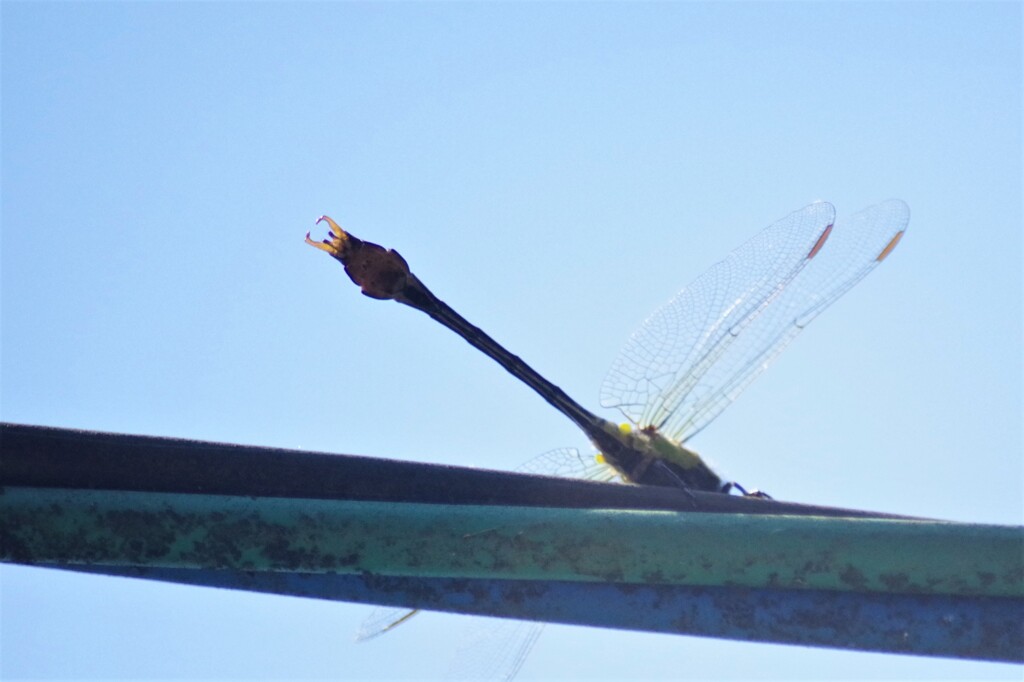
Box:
587;418;728;493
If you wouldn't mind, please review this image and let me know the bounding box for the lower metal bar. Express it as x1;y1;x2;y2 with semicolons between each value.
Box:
50;565;1024;663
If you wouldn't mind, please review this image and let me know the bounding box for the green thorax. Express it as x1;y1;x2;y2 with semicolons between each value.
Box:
588;419;728;493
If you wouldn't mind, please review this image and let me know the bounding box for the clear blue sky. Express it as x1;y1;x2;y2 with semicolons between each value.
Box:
2;2;1020;680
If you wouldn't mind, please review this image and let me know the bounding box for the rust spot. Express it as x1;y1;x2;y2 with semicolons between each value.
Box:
976;571;996;588
839;564;868;590
880;572;911;591
641;570;666;584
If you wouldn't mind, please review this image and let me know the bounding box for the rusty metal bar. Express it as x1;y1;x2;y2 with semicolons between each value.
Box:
56;566;1024;663
3;487;1021;597
2;423;1022;663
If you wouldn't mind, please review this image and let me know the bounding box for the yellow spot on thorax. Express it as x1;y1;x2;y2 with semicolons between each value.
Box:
594;420;704;472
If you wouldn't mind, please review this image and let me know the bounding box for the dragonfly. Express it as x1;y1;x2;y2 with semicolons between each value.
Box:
306;199;910;678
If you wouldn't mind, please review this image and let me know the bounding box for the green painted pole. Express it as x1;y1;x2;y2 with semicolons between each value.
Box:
3;487;1021;598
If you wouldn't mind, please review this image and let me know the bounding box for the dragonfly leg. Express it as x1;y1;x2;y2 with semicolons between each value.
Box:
646;459;697;504
731;481;773;499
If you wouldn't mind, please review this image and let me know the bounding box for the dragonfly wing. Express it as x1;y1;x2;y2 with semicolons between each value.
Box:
357;610;543;681
604;200;909;444
662;199;909;442
788;199;909;327
356;607;420;642
446;618;545;681
516;447;621;483
600;201;837;432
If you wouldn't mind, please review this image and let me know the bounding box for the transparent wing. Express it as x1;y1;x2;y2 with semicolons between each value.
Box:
516;447;621;483
601;200;909;443
600;201;837;434
355;607;420;642
446;618;545;681
357;611;543;680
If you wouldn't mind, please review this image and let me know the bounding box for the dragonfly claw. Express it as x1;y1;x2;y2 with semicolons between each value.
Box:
306;214;415;301
305;216;350;258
